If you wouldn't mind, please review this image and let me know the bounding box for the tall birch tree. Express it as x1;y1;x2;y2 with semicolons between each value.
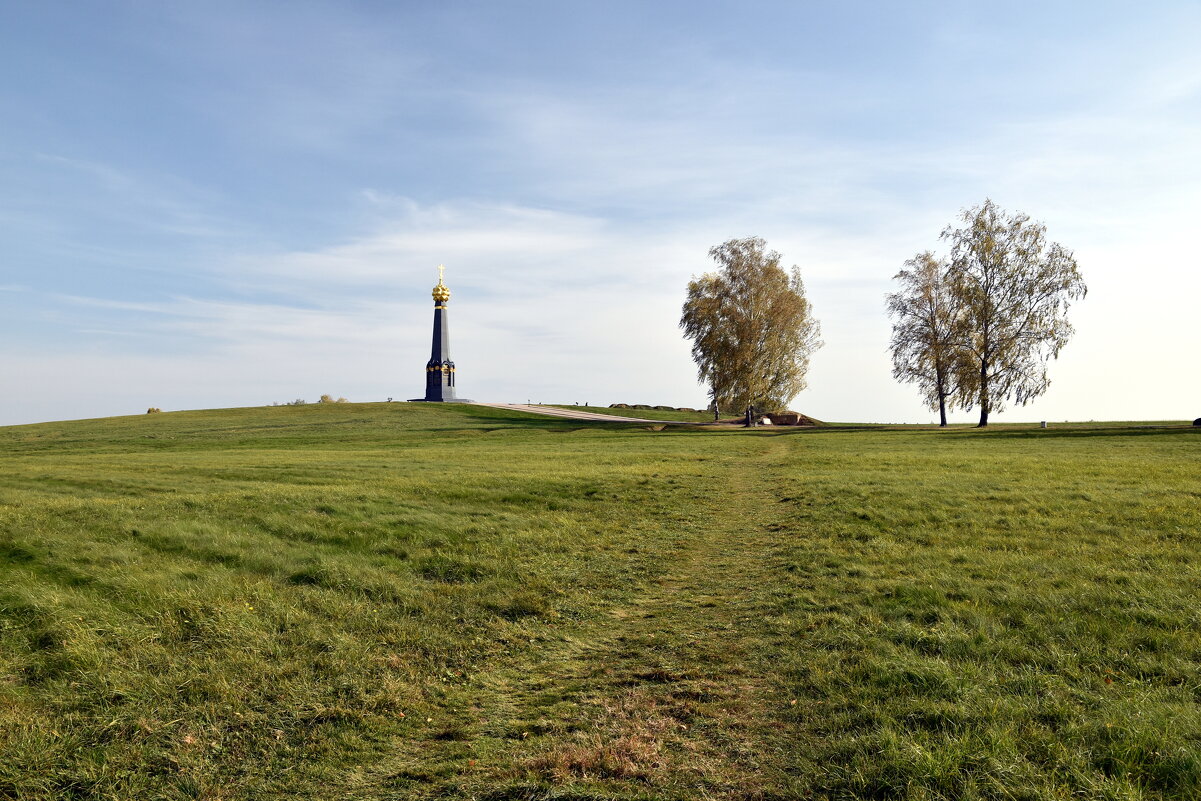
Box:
943;200;1087;427
887;251;966;426
681;237;822;416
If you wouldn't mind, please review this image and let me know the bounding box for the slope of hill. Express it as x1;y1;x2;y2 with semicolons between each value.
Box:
1;403;1198;799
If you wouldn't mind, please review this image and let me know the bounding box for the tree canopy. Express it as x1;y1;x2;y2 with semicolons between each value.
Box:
680;237;822;414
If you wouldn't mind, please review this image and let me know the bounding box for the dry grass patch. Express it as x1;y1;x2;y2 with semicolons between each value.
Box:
522;688;689;784
516;666;769;798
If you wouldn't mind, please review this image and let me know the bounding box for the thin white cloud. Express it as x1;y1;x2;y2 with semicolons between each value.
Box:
30;152;249;242
222;201;653;298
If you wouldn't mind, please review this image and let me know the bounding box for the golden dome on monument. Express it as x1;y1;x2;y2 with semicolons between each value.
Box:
431;264;451;302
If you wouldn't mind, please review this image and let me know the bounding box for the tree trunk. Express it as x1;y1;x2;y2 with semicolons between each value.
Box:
745;405;754;427
977;359;990;427
935;363;948;427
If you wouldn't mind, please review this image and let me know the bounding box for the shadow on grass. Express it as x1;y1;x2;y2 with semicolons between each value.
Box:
541;421;1201;449
718;422;1199;441
952;426;1198;441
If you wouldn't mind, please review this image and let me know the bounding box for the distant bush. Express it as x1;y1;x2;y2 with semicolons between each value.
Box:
146;407;162;414
318;394;350;404
609;403;630;409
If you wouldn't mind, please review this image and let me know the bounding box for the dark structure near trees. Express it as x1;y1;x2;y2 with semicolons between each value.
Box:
410;266;473;403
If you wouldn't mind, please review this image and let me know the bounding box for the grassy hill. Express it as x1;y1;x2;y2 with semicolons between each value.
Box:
1;403;1198;800
547;405;717;422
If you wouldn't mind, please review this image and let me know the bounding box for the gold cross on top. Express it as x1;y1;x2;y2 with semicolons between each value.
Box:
437;264;445;282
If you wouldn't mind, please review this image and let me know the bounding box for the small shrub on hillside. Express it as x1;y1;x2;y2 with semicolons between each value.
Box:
146;407;162;414
318;394;350;404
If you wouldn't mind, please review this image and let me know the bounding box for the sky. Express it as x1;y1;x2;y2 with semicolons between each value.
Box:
2;1;1199;426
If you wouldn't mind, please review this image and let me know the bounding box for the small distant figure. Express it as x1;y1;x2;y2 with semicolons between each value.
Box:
387;397;393;402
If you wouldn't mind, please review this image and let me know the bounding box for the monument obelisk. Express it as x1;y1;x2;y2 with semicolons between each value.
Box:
411;265;472;402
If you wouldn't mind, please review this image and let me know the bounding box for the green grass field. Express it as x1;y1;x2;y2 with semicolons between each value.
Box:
1;403;1198;800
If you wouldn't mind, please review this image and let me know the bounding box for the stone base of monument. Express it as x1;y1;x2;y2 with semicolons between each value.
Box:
407;398;475;403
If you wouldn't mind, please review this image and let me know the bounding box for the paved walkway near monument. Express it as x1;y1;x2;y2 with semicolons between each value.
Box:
472;402;707;425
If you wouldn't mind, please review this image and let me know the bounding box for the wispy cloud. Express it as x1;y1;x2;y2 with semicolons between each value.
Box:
31;153;246;241
221;200;689;300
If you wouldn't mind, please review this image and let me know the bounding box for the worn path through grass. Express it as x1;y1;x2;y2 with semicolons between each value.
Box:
449;436;801;798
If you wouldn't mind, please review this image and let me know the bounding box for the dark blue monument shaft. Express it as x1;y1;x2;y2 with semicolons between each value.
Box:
424;300;456;401
430;302;450;363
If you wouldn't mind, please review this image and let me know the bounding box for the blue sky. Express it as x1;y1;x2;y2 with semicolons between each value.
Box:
3;2;1199;425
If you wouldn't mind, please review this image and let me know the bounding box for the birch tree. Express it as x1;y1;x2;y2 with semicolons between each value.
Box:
680;237;822;416
943;200;1087;427
886;251;966;426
